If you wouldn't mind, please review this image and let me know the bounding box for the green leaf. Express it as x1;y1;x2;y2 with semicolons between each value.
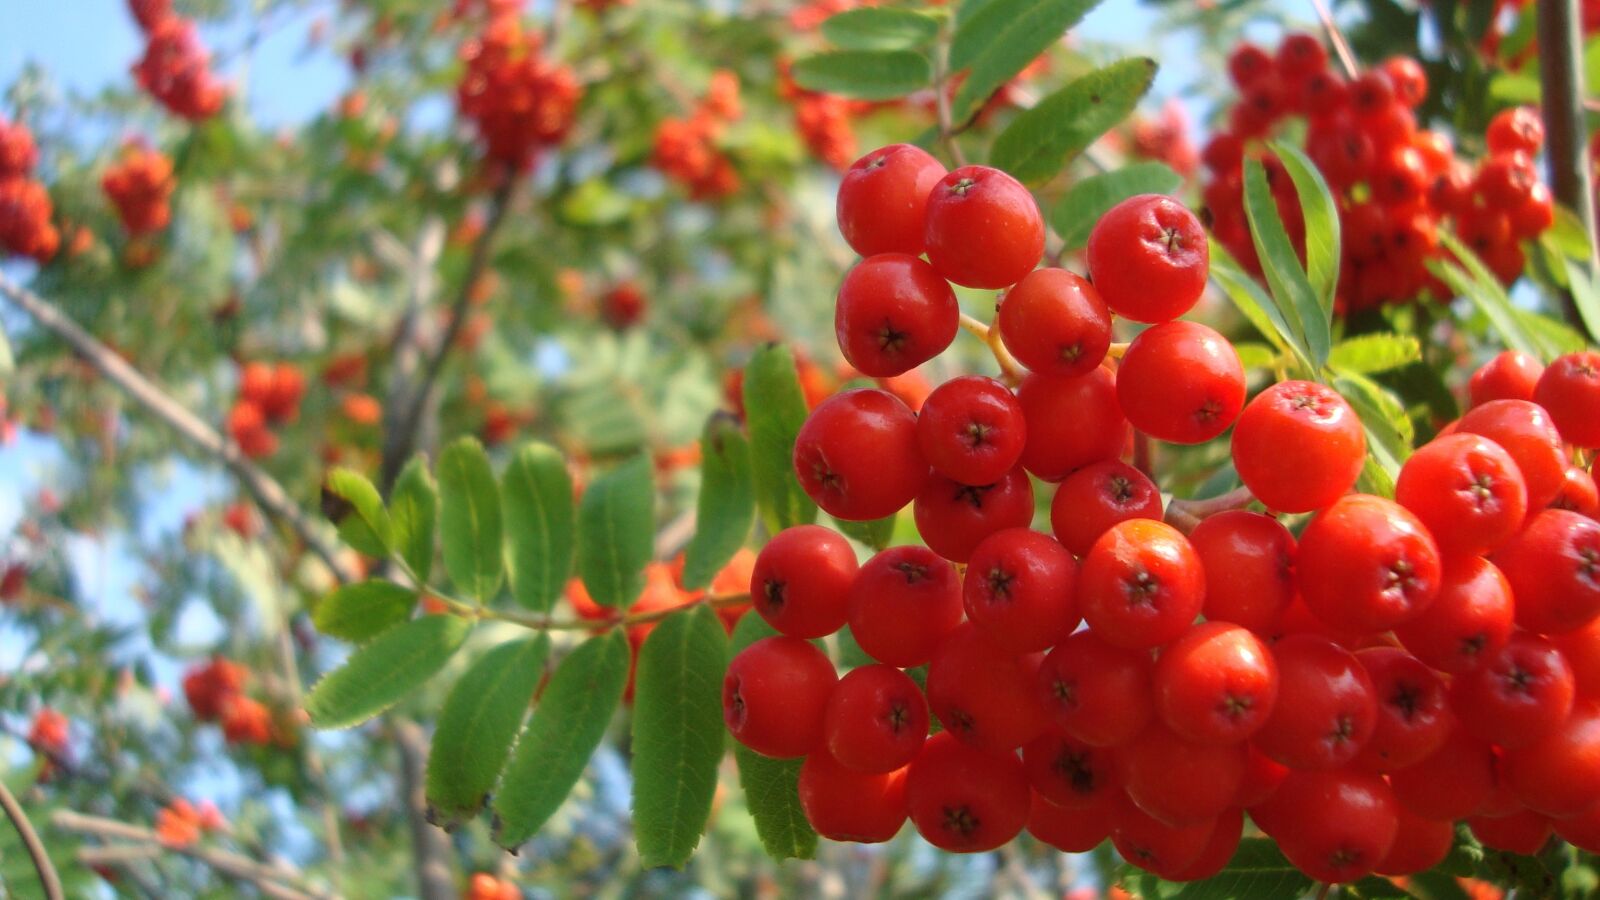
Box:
494;632;630;847
681;414;756;591
576;454;655;610
305;615;471;729
949;0;1104;122
1565;259;1600;344
1267;140;1342;317
1051;162;1183;250
729;613;818;860
1126;838;1314;899
313;581;417;643
1210;250;1313;375
1327;333;1422;374
502;443;574;613
425;635;550;825
743;345;818;533
1429;234;1543;360
1516;308;1589;358
390;456;438;585
1545;204;1594;260
991;58;1157;184
1242;158;1331;371
1334;371;1413;487
327;468;391;557
820;7;939;50
791;50;932;101
631;605;731;869
1232;342;1279;371
438;437;503;603
833;513;896;551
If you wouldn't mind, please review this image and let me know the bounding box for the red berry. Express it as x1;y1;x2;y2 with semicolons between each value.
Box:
915;375;1026;486
1379;56;1427;108
1227;43;1273;89
1254;769;1399;884
1534;351;1600;448
1254;634;1377;770
1487;106;1545;156
1456;399;1567;510
1110;794;1215;878
1556;796;1600;853
750;525;857;639
1116;321;1246;443
1079;519;1205;649
1021;730;1121;809
962;528;1078;654
1276;32;1329;77
723;636;838;758
1086;195;1209;323
1231;380;1365;513
996;268;1112;377
1468;808;1553;854
1476;151;1540;208
822;664;928;773
1394;433;1528;558
1154;621;1279;745
1036;630;1154;747
1352;647;1452;773
1015;367;1129;481
1349;71;1397;119
1552;465;1600;515
1510;181;1556;238
797;753;908;843
1166;808;1244;882
834;253;959;378
846;546;962;668
1048;460;1161;557
1502;698;1600;817
926;623;1047;753
1375;806;1455;876
1552;616;1600;699
1451;632;1576;749
1121;721;1245;826
1493;509;1600;635
922;165;1043;289
1027;789;1114;852
1389;725;1496;820
1296;494;1442;634
1189;510;1296;634
835;143;947;257
905;731;1030;852
912;468;1034;564
1393;556;1514;674
793;388;929;520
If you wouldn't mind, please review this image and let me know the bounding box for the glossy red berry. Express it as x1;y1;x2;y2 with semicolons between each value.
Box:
750;525;857;639
1231;380;1365;513
1487;106;1546;156
1121;721;1245;826
1534;351;1600;447
1254;769;1399;884
915;375;1026;485
1375;806;1455;876
1451;632;1576;749
1189;510;1296;634
794;388;929;520
996;268;1112;377
1502;698;1600;817
822;664;929;773
1552;465;1600;515
1493;509;1600;635
1276;32;1329;77
846;545;963;668
1352;647;1452;773
1379;56;1427;108
1228;43;1273;88
1116;321;1246;444
1027;789;1114;852
1393;556;1514;674
1167;808;1244;882
1086;195;1209;323
723;636;838;758
1048;460;1161;557
922;165;1043;289
797;753;908;843
1021;730;1121;810
834;253;959;377
962;528;1079;653
1388;725;1497;820
1296;494;1442;634
1456;399;1567;510
836;143;947;257
1079;519;1205;649
912;468;1034;564
1015;367;1130;481
1470;350;1544;407
1154;621;1279;745
1036;630;1154;747
1110;794;1215;878
1476;152;1540;208
905;731;1030;852
926;623;1046;753
1394;433;1528;559
1254;634;1377;770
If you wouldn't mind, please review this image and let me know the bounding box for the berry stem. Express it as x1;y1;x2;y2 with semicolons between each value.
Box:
931;29;970;168
0;779;62;900
1108;341;1130;359
1309;0;1360;80
1164;486;1257;533
958;312;1026;386
429;588;751;632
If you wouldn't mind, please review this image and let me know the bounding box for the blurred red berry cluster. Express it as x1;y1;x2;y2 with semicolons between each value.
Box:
456;13;580;170
101;141;176;237
227;361;306;459
0;117;59;263
181;656;283;747
154;797;227;848
652;70;746;200
127;0;228;121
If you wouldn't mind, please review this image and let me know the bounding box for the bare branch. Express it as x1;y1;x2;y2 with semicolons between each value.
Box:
0;778;63;900
393;719;458;900
1538;0;1600;338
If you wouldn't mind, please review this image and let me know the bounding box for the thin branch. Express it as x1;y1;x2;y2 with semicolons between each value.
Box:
393;719;457;900
273;624;346;880
1310;0;1360;80
932;36;969;168
0;778;63;900
1165;486;1256;533
957;312;1026;386
1537;0;1600;337
432;591;751;632
0;271;356;585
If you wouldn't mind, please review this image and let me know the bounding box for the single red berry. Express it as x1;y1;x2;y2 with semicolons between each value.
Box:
1297;69;1350;119
1502;698;1600;818
1086;195;1209;323
1276;32;1329;77
1166;808;1244;882
915;375;1026;486
846;545;962;668
1393;556;1514;675
822;664;929;774
1189;510;1296;634
1456;399;1567;510
836;143;947;257
1552;616;1600;699
1352;647;1452;773
1234;742;1289;808
793;388;929;520
1296;494;1442;634
1015;367;1130;481
1227;42;1273;89
1389;725;1496;820
926;623;1047;753
1375;806;1455;877
1154;621;1279;745
797;752;908;843
1534;351;1600;448
1048;460;1161;557
1021;730;1121;810
1476;152;1540;208
1079;519;1204;649
1349;70;1397;118
1379;56;1427;108
750;525;857;639
834;253;959;378
1394;433;1528;559
1510;181;1556;238
1468;808;1554;855
905;731;1030;852
922;165;1043;289
1110;794;1216;879
962;528;1078;653
1121;721;1245;827
1451;632;1576;750
1254;634;1378;770
1036;630;1154;747
1552;465;1600;515
1201;132;1244;173
1231;380;1365;513
1116;321;1246;444
1027;789;1114;852
1253;769;1399;884
912;468;1034;564
1493;509;1600;635
996;268;1112;377
723;636;838;758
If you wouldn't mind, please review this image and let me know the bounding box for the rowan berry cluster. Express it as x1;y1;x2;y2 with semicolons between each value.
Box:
101;141;176;237
652;71;745;200
1201;34;1555;312
0;117;60;263
717;143;1600;883
127;0;228;121
599;280;647;330
181;655;282;747
464;873;520;900
153;798;226;848
455;13;580;171
227;362;306;460
26;707;70;780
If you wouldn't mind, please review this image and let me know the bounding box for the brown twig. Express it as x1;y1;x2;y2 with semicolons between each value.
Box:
1309;0;1360;79
0;778;63;900
0;271;356;585
1537;0;1600;337
1165;486;1256;533
393;719;457;900
957;313;1026;385
932;35;970;168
